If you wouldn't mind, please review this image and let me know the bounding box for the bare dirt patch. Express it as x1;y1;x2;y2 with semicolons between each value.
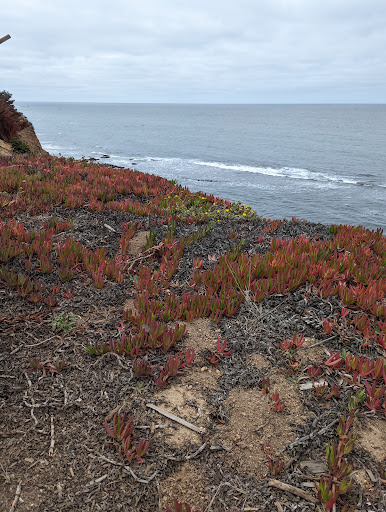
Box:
216;371;305;480
128;230;150;256
299;337;327;365
357;417;386;463
153;379;211;448
184;318;220;357
159;461;208;511
249;353;270;370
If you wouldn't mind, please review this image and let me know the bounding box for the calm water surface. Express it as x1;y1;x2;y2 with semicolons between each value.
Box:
17;102;386;230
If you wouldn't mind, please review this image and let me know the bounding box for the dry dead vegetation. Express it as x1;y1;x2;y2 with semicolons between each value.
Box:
0;155;385;512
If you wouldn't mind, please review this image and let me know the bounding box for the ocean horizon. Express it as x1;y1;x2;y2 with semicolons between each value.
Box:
17;102;386;230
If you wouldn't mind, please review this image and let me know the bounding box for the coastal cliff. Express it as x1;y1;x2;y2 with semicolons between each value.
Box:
0;91;47;156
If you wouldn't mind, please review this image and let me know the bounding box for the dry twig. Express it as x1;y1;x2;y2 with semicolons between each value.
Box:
23;334;57;348
185;442;207;460
9;480;22;512
268;479;318;504
48;416;55;456
304;335;338;350
124;466;158;484
146;403;205;434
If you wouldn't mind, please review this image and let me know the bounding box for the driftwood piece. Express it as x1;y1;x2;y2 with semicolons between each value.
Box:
146;403;205;434
268;479;318;504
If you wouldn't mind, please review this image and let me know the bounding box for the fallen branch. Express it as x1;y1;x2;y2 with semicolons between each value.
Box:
268;479;318;504
146;403;205;434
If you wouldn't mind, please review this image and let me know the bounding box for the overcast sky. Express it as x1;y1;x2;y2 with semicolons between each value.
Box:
1;0;385;103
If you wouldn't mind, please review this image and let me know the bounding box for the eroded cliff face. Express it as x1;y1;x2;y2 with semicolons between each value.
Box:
0;94;48;156
15;123;47;154
0;122;48;157
0;138;12;156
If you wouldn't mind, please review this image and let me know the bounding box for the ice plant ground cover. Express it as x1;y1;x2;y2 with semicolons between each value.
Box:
0;154;385;511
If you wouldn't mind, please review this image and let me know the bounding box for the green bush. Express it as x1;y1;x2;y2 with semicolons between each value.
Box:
11;138;31;154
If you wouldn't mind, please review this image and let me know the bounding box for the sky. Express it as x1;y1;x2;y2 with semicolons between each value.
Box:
1;0;386;103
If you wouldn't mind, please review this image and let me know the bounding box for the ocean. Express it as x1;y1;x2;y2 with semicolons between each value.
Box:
16;102;386;230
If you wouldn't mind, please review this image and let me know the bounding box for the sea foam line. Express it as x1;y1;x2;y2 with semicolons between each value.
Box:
193;160;358;185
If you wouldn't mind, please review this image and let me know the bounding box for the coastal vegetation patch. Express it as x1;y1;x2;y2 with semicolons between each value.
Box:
0;154;385;511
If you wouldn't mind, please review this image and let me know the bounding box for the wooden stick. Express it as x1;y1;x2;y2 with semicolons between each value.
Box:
9;480;21;512
268;479;318;504
49;416;55;456
0;34;11;45
304;335;337;349
146;403;205;434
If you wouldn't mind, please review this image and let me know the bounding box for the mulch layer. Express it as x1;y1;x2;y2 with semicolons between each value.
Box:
1;205;385;512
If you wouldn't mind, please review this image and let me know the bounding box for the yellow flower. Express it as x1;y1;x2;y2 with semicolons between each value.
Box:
204;212;208;215
243;213;247;216
225;209;229;212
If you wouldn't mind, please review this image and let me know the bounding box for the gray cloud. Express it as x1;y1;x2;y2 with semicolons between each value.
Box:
1;0;386;102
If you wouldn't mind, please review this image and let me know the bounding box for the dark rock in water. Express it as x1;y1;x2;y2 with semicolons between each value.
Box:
101;154;110;159
105;163;124;169
131;163;137;166
88;157;99;161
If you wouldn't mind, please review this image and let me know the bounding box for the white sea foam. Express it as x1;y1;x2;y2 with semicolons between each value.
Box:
193;160;359;185
42;144;62;151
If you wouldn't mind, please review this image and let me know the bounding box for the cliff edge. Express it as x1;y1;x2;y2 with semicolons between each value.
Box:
0;91;47;156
